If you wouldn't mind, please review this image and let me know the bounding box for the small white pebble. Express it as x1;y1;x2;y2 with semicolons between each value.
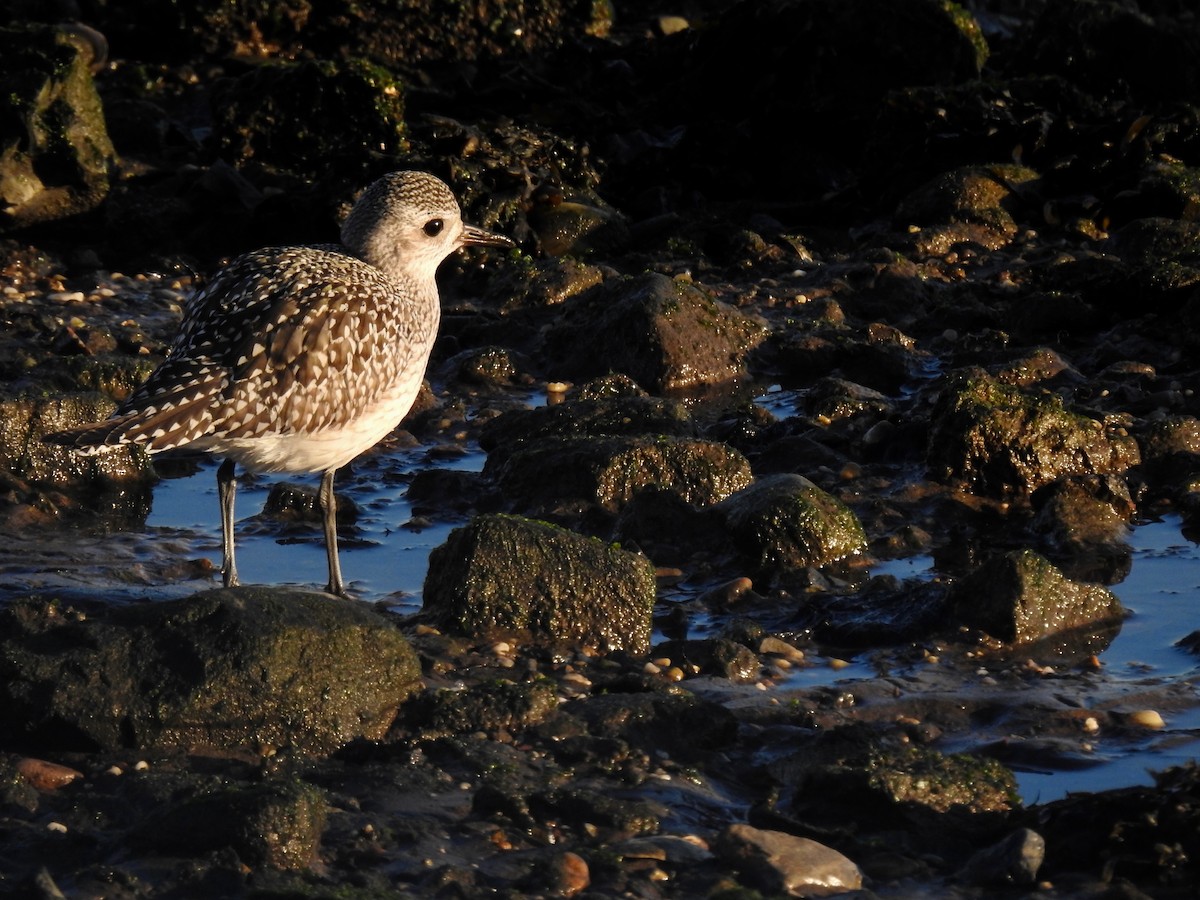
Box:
1082;717;1100;733
133;760;150;771
106;765;123;776
492;641;511;655
47;822;68;833
643;662;662;675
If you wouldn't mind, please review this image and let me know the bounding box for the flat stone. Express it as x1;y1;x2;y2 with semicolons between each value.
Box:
716;823;863;897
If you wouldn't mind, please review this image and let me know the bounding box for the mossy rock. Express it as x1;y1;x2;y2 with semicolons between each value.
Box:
422;513;655;653
927;369;1140;496
0;24;115;231
716;473;867;571
544;272;767;392
0;588;421;756
950;549;1124;647
488;434;753;515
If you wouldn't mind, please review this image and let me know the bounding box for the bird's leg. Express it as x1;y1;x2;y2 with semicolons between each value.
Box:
320;468;347;597
217;458;239;587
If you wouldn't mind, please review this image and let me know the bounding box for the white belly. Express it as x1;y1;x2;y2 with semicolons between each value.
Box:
186;371;426;474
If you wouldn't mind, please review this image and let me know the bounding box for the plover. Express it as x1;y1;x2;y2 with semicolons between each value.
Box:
47;170;512;596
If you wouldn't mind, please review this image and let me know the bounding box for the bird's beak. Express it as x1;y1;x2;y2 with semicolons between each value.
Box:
461;223;514;249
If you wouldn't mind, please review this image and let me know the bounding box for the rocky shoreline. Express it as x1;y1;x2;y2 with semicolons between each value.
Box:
3;1;1200;897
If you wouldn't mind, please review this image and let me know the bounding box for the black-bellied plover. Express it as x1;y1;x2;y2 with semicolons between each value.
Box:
47;170;512;596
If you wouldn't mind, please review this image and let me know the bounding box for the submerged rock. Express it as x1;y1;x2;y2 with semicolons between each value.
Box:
0;588;420;756
544;272;767;392
950;549;1124;647
716;473;867;573
422;513;655;653
927;369;1140;495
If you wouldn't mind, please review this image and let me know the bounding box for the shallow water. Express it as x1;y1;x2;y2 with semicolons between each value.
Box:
9;379;1198;807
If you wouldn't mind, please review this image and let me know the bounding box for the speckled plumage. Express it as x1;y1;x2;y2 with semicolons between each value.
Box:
48;171;512;595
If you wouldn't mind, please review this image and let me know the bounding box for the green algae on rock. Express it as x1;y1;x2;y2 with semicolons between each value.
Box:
487;434;753;515
950;549;1125;647
0;25;116;231
544;272;767;392
4;394;152;485
716;473;868;572
0;588;421;756
927;369;1140;496
422;513;655;653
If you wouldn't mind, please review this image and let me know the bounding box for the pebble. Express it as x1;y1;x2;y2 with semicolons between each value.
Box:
16;758;83;791
1127;709;1165;730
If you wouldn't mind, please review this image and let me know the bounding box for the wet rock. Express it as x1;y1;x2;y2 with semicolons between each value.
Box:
715;474;867;573
927;369;1140;495
527;191;630;256
804;376;893;426
0;588;420;756
566;690;738;762
958;827;1045;887
211;58;406;176
1031;474;1134;582
131;777;326;871
1033;763;1200;886
716;823;863;897
0;25;115;232
487;435;753;516
532;786;661;838
1100;217;1200;298
398;679;559;740
422;513;655;653
950;549;1124;647
485;257;605;311
261;480;360;526
614;487;728;566
772;725;1020;831
801;578;949;647
445;345;523;386
770;324;926;396
478;394;697;460
653;638;760;683
895;164;1041;256
1138;415;1200;487
4;394;152;485
544;272;767;392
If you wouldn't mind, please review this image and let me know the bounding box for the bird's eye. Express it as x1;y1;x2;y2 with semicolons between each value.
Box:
423;218;444;237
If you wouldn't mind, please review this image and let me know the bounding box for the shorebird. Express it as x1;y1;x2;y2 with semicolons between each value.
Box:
47;170;512;596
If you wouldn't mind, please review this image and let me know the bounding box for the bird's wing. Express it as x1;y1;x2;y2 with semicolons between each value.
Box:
49;246;416;452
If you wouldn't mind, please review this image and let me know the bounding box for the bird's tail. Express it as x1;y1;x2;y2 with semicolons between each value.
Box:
42;414;157;455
